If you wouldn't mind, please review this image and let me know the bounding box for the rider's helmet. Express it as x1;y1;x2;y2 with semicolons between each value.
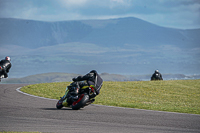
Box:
155;70;159;73
90;70;97;74
5;56;11;61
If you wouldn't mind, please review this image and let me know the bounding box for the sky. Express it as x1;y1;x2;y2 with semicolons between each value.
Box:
0;0;200;29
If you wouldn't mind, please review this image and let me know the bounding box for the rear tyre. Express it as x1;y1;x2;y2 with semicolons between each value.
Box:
72;93;89;110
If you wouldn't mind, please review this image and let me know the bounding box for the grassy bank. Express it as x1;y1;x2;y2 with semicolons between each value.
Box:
21;79;200;114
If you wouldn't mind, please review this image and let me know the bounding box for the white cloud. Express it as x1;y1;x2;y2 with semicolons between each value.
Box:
109;0;131;8
110;0;130;5
111;0;124;2
59;0;131;9
59;0;90;8
131;12;199;29
19;7;39;19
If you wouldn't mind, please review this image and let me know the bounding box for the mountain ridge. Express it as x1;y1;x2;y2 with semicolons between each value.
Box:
0;17;199;77
1;17;200;49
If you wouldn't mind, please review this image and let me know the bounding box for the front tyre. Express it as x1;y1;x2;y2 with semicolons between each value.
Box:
72;93;89;110
56;99;64;109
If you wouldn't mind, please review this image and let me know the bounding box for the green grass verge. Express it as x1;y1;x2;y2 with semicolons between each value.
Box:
21;79;200;114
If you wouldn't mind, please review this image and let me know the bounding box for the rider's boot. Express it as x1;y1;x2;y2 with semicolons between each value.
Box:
62;99;70;107
0;75;4;79
90;99;95;103
61;88;71;107
0;75;4;82
73;95;78;100
4;73;8;78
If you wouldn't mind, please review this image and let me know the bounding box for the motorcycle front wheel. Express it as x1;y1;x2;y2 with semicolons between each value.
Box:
56;99;64;109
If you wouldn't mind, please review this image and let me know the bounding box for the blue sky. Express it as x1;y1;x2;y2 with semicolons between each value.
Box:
0;0;200;29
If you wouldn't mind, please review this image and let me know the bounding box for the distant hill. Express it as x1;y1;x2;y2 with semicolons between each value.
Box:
1;72;199;84
0;17;199;77
1;17;199;49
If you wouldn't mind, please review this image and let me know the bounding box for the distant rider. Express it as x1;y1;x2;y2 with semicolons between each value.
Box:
151;70;163;80
0;56;12;80
62;70;103;107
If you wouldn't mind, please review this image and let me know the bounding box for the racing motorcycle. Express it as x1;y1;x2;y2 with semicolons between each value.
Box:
56;81;96;110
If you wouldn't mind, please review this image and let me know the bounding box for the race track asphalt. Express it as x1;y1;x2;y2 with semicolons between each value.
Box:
0;84;200;133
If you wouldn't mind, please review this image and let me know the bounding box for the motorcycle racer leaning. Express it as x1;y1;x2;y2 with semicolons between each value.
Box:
151;69;163;80
0;56;12;80
62;70;103;107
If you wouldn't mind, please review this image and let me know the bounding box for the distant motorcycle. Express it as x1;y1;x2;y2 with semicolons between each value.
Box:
151;73;163;81
56;82;96;110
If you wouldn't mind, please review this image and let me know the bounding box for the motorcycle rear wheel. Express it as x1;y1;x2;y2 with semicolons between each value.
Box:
72;93;89;110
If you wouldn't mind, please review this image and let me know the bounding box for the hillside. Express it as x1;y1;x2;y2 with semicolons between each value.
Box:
1;17;199;49
0;17;199;77
1;72;199;83
0;18;93;48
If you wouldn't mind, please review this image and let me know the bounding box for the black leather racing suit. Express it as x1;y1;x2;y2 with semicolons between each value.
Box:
0;59;12;78
73;70;103;95
151;72;163;80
